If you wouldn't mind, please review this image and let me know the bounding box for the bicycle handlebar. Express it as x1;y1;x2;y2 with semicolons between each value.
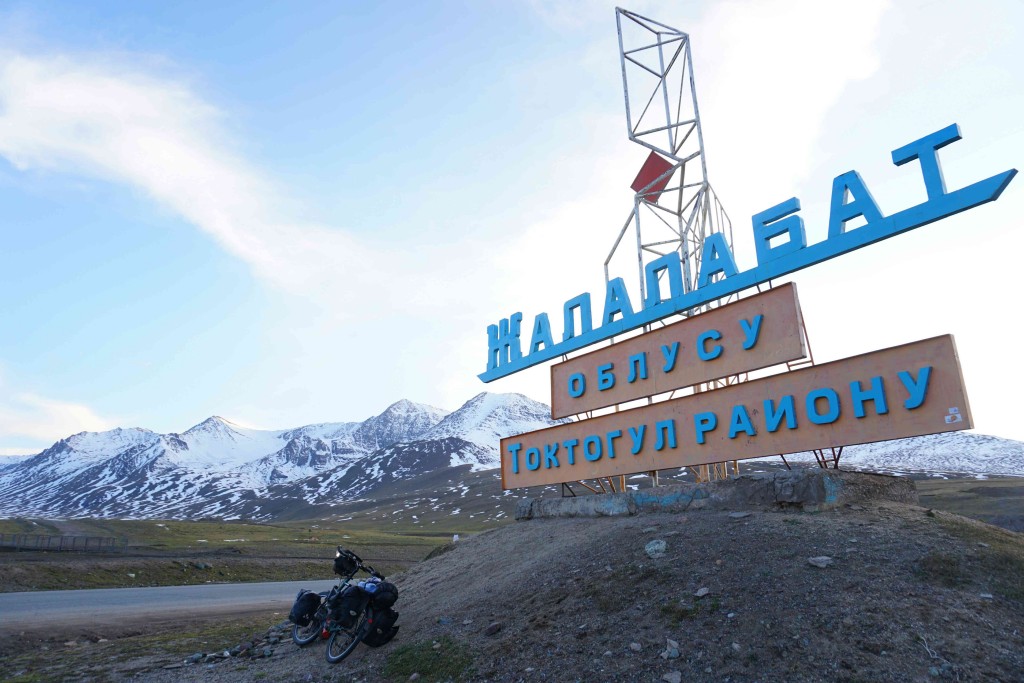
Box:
360;561;384;580
336;545;385;580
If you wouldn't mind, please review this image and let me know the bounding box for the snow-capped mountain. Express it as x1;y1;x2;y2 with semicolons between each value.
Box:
164;417;288;471
416;392;568;470
755;431;1024;477
224;400;453;489
1;390;1021;521
304;393;568;502
0;393;555;520
351;399;451;453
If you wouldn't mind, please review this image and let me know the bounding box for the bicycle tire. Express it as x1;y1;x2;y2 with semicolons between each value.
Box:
292;615;324;647
325;615;366;663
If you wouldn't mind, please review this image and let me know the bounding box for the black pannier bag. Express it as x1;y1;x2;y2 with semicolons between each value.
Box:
371;581;399;608
362;607;399;647
289;589;321;626
330;585;367;629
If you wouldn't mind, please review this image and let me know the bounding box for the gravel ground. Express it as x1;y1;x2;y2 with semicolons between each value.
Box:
121;500;1024;683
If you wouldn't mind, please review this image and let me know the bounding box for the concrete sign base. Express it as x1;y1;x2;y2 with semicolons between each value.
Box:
514;469;918;520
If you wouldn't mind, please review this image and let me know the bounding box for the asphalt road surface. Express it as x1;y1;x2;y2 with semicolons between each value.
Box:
0;579;338;636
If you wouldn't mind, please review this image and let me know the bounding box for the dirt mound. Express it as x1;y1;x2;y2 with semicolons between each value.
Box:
130;498;1023;683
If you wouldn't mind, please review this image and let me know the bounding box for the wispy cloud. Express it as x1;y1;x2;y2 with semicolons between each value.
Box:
0;51;395;311
0;391;116;446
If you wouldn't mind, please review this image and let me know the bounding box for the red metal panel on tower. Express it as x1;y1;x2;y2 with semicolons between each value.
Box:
630;151;674;199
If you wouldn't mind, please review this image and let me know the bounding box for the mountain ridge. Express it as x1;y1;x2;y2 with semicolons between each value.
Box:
0;391;1022;521
0;392;557;520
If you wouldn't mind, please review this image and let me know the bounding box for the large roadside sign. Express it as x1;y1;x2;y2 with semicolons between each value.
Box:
502;335;970;489
478;10;1014;493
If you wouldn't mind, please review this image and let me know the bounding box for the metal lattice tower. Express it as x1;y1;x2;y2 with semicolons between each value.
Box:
606;8;734;313
606;9;740;484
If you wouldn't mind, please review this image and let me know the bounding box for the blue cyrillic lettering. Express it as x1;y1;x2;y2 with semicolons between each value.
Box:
568;373;586;398
606;430;622;459
628;425;646;454
643;252;684;309
891;124;961;200
898;366;932;410
597;363;615;391
543;443;560;469
627;353;648;383
525;447;541;471
807;388;841;425
728;405;756;439
583;436;602;462
764;396;797;432
562;293;593;342
828;170;884;237
528;313;554;354
697;329;723;361
850;376;888;418
508;443;522;474
694;412;717;445
654;420;677;450
740;315;764;350
697;232;739;288
752;197;806;266
486;312;523;371
478;122;1016;386
661;342;680;372
602;277;635;324
563;439;578;465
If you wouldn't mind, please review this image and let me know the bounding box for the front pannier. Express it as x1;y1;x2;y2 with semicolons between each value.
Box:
362;607;399;647
371;581;399;608
330;585;367;629
289;589;321;627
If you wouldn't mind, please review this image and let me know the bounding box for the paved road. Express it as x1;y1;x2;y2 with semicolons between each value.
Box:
0;579;338;634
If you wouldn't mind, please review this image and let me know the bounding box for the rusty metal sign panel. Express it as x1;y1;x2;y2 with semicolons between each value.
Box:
550;283;807;419
502;335;970;490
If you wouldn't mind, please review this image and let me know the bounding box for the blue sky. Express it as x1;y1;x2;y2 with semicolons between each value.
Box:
1;0;1022;455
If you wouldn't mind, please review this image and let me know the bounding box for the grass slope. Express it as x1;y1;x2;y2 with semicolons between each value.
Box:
916;477;1024;531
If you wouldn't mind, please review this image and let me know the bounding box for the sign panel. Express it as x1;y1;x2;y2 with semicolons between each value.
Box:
550;283;806;419
501;335;970;489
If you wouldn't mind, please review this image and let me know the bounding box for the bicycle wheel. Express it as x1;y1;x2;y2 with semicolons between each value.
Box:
325;615;366;663
292;615;324;646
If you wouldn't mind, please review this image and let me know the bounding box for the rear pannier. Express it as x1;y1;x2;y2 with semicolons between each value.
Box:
330;585;367;629
371;581;399;608
362;607;399;647
289;589;321;627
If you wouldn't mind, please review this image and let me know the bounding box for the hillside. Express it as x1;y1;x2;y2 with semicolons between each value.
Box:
93;496;1024;683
